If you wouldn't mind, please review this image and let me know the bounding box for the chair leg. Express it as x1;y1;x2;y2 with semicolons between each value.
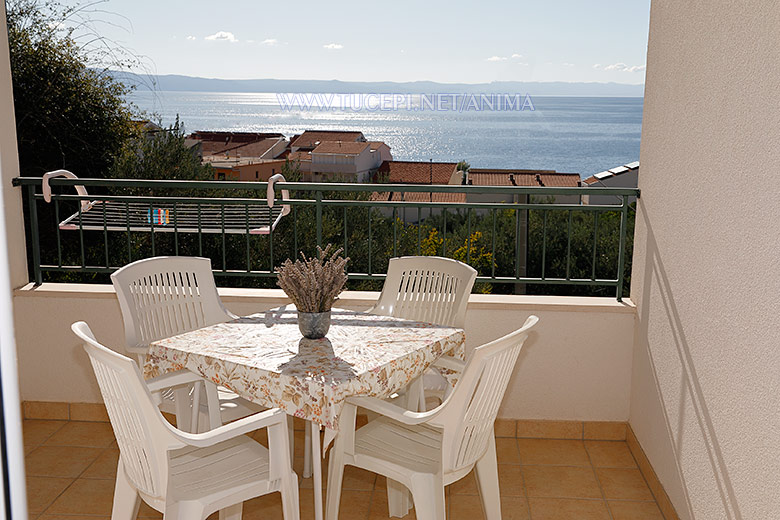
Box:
204;381;222;430
111;460;140;520
287;416;295;466
173;386;192;432
386;479;412;518
324;451;345;520
218;503;242;520
281;473;301;520
409;474;445;520
474;434;502;520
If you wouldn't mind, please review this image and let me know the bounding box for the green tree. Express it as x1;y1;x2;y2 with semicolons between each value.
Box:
7;0;136;178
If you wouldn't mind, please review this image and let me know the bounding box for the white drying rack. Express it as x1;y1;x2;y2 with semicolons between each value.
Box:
42;170;291;235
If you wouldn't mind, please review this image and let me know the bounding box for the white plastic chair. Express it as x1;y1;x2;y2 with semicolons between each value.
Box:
112;256;262;431
72;321;299;520
369;256;477;410
325;316;538;520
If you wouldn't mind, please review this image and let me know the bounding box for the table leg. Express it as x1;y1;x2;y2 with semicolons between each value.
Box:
310;420;323;520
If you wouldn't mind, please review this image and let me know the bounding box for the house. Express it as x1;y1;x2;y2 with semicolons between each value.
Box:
209;158;287;182
189;131;285;156
289;130;366;152
582;161;639;205
201;137;288;181
308;141;383;182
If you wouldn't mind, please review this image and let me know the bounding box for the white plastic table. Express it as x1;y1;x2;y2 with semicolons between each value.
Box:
144;305;465;520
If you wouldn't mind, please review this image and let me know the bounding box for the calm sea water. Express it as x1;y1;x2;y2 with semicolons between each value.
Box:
128;91;643;177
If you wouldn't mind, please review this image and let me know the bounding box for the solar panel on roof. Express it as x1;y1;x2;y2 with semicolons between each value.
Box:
594;171;613;180
609;166;629;174
625;161;640;169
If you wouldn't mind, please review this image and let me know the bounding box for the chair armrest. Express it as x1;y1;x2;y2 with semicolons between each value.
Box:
146;370;205;392
172;407;287;448
432;356;466;372
347;396;440;425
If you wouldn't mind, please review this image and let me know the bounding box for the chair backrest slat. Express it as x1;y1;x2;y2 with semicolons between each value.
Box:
72;322;178;499
372;257;476;328
436;316;538;472
112;257;234;355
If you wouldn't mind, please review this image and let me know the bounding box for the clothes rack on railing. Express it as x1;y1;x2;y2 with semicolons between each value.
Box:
41;170;290;235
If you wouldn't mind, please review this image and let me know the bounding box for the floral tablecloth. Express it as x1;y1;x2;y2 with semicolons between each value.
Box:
144;306;465;430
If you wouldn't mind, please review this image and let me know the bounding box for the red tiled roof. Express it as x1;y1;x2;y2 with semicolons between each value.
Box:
189;131;284;154
468;169;580;187
288;151;312;163
370;191;466;203
218;138;281;158
377;160;457;184
312;141;370;155
291;131;365;149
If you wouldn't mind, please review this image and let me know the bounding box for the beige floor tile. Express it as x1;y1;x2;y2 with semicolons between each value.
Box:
300;464;376;491
595;468;654;501
499;464;525;496
495;438;521;464
608;500;665;520
517;439;590;466
330;490;372;520
38;515;111;520
242;492;285;520
449;471;478;495
26;446;103;478
45;478;114;515
523;466;602;499
585;441;637;468
26;477;72;514
527;497;610;520
368;488;416;520
23;420;67;449
500;496;532;520
81;448;119;479
516;420;582;440
43;422;116;448
449;494;485;520
138;499;163;518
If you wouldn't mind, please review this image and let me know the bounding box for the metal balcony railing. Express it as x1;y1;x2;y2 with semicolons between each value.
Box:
12;176;639;300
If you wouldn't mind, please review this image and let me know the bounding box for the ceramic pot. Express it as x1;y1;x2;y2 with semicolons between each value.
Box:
297;310;331;339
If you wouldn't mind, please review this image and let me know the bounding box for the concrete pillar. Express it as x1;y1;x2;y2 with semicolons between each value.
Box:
0;1;29;288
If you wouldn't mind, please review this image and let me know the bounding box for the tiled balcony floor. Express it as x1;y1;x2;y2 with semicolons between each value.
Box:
24;418;666;520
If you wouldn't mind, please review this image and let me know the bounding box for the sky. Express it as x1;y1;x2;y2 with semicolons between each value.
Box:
70;0;651;84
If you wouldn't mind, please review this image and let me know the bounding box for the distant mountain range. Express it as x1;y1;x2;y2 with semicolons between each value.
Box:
113;72;644;97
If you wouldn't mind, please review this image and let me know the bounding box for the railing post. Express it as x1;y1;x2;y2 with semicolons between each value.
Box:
616;195;629;301
26;185;42;285
315;190;322;249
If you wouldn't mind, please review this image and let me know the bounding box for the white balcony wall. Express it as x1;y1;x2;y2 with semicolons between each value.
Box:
631;1;780;519
13;285;634;421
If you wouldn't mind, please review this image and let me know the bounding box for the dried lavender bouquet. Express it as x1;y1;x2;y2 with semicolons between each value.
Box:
277;244;349;313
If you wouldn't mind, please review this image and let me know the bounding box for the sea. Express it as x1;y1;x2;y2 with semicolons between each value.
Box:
128;91;643;178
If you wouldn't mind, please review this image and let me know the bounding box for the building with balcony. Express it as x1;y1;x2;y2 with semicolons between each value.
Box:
0;1;777;518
